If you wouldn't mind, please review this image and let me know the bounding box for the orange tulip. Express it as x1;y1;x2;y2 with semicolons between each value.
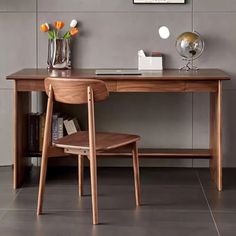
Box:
54;21;64;30
40;23;49;32
70;27;79;36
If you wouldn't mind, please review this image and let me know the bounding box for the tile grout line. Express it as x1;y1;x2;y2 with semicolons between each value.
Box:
37;11;192;13
1;10;236;14
0;88;14;91
196;171;221;236
0;208;217;213
35;11;236;14
2;10;236;14
0;11;36;13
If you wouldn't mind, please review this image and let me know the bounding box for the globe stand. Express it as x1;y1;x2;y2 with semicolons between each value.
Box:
179;59;199;71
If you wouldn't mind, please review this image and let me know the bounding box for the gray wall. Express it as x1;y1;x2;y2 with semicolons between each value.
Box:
0;0;235;167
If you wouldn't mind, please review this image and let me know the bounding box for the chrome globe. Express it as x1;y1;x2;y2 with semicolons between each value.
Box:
175;31;204;70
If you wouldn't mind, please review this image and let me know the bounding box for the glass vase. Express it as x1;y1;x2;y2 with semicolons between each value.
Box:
47;39;71;69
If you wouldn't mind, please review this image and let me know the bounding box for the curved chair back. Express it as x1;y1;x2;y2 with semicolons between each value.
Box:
45;78;109;104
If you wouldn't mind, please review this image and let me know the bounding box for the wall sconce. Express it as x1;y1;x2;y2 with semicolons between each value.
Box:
158;26;170;39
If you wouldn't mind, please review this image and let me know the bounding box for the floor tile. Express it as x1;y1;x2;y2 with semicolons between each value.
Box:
0;166;13;187
198;169;236;212
141;186;208;212
0;210;7;221
0;188;19;210
214;212;236;236
198;168;236;190
9;184;208;213
204;188;236;213
25;166;201;187
0;210;218;236
197;169;216;189
81;167;199;187
8;167;207;212
2;166;236;235
140;167;200;186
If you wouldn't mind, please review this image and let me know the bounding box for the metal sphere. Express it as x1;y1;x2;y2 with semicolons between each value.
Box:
175;31;204;61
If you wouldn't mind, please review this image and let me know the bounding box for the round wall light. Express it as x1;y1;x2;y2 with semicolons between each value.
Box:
159;26;170;39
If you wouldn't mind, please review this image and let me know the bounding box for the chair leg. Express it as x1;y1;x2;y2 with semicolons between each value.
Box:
78;155;84;197
37;151;48;215
89;153;98;224
132;142;141;206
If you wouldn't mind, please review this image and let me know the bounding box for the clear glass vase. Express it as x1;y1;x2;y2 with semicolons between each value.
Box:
47;39;71;69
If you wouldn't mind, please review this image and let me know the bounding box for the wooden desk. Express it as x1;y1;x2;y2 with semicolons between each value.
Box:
7;69;230;191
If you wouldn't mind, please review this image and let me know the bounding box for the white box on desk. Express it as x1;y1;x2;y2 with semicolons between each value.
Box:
138;50;163;70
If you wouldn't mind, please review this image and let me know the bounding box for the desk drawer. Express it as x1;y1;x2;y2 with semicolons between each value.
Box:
116;80;218;92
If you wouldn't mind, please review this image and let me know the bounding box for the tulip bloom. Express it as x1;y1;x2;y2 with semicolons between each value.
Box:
40;20;79;39
40;23;50;32
70;19;78;28
54;21;64;30
70;28;79;36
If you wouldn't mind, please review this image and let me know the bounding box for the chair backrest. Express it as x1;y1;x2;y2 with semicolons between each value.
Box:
43;77;108;158
44;77;109;104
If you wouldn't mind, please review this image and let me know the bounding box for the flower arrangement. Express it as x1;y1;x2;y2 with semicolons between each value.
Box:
40;20;79;39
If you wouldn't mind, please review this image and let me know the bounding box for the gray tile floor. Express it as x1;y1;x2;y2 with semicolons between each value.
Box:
0;166;236;236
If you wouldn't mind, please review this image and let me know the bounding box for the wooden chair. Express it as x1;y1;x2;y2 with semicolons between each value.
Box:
37;77;141;224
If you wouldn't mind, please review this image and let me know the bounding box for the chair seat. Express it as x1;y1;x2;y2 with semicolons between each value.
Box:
54;131;140;151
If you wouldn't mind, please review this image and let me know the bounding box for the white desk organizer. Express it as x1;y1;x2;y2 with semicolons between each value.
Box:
138;50;163;70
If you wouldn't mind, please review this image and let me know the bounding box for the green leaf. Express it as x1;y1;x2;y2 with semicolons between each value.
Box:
63;31;71;39
48;31;54;39
47;30;57;39
52;30;57;39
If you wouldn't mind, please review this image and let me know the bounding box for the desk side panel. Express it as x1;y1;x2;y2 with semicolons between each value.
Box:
14;86;31;188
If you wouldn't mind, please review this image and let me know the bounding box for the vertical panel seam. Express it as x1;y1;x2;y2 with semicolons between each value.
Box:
192;0;194;31
36;0;39;112
191;0;194;168
36;0;38;69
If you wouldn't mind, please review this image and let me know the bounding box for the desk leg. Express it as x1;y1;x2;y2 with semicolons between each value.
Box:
210;81;222;191
14;86;30;189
